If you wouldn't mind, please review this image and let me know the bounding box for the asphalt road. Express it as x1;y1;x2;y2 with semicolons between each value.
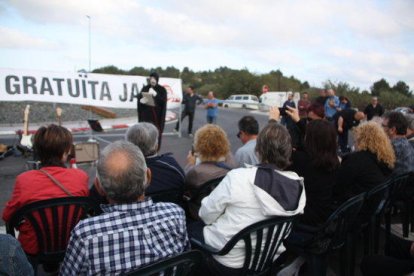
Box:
0;107;270;226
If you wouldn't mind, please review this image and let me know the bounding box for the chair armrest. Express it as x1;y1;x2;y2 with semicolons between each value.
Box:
190;238;221;254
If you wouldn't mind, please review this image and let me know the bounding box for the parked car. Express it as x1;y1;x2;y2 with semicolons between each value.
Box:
222;94;259;109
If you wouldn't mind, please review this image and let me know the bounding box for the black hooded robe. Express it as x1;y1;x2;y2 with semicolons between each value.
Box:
137;84;167;150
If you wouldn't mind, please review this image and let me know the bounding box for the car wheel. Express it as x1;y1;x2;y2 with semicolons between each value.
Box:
242;104;246;109
224;104;228;108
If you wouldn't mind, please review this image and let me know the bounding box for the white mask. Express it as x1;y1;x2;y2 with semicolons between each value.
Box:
150;77;157;87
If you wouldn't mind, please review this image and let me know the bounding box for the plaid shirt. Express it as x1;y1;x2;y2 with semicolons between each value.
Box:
60;198;189;275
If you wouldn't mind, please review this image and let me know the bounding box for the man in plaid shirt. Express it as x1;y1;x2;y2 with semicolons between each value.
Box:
60;141;189;275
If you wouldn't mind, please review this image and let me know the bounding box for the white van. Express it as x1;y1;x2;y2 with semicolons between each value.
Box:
222;94;259;109
259;91;300;111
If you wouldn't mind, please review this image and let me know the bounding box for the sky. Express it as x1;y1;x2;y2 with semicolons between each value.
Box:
0;0;413;91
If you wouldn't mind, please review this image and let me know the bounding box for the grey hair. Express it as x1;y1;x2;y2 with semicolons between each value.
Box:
255;122;292;169
97;140;147;203
406;114;414;131
125;123;158;156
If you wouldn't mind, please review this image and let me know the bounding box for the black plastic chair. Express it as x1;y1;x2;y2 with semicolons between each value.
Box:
383;173;412;249
126;250;203;276
184;176;224;220
6;196;99;275
191;216;295;276
285;193;366;276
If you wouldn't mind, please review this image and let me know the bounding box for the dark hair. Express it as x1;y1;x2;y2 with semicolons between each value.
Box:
34;124;73;166
384;111;408;135
307;102;325;118
256;122;291;169
305;120;339;171
149;71;159;82
238;116;259;135
188;85;195;91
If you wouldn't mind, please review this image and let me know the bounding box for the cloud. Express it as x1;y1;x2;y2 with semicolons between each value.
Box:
0;27;57;49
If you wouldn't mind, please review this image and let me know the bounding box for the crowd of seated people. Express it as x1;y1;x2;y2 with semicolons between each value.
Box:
3;96;414;275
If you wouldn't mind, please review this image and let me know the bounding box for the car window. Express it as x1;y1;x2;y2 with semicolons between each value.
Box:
228;96;234;100
243;96;249;100
235;96;242;100
252;96;258;101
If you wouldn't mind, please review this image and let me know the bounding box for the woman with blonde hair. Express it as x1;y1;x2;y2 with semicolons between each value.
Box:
185;124;236;218
334;121;395;202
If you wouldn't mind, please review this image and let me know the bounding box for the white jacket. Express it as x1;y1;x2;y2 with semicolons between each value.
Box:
199;166;306;268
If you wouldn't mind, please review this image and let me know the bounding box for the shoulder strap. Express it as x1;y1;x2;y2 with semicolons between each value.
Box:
39;169;74;196
215;162;232;171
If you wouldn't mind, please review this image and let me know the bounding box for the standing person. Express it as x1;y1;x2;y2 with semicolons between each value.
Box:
298;92;311;118
175;86;203;137
325;89;340;121
364;96;384;121
281;92;296;126
334;109;365;153
205;91;219;124
234;116;259;167
314;89;328;105
137;72;167;150
339;96;351;110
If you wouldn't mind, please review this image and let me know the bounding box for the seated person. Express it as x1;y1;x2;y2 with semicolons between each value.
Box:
60;141;189;275
285;102;325;150
190;119;306;275
2;124;89;255
90;122;185;205
0;234;33;276
185;124;236;219
234;116;259;167
288;120;339;226
334;122;395;203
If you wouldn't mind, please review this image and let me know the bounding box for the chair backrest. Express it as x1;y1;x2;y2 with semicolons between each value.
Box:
6;197;99;262
190;176;225;206
126;250;203;276
319;193;366;251
216;216;295;275
388;172;412;202
358;180;392;224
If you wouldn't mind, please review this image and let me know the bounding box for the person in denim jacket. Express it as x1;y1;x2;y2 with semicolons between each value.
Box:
0;234;33;276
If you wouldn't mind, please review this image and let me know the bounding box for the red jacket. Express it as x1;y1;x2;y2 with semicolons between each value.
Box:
2;166;89;254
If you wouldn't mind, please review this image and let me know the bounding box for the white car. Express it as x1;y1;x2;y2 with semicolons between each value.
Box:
222;94;259;109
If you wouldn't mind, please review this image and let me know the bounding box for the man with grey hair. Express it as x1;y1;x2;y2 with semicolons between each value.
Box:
126;122;185;195
364;96;384;121
60;141;189;275
89;123;185;205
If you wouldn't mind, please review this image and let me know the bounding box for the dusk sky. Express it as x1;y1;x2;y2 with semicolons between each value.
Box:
0;0;413;91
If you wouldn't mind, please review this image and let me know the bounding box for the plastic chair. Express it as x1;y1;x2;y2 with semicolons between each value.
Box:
126;250;203;276
383;173;412;249
191;216;295;276
285;193;366;276
184;176;224;220
6;196;99;275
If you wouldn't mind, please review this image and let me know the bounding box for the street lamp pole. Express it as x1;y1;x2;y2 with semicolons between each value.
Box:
86;15;91;72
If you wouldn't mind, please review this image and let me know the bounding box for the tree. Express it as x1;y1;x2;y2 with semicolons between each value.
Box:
392;81;411;97
370;78;390;96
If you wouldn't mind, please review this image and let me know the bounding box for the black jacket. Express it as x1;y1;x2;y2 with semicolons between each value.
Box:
182;93;203;113
334;150;392;203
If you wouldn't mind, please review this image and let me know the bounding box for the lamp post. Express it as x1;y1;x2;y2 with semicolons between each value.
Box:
86;15;91;72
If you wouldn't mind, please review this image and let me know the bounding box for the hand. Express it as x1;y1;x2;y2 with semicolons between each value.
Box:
338;126;343;133
149;88;157;97
269;106;280;121
186;150;196;166
286;106;300;123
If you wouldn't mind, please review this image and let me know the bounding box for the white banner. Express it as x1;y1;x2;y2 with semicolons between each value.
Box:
0;68;183;110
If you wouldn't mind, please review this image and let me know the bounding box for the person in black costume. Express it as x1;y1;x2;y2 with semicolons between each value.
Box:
137;72;167;150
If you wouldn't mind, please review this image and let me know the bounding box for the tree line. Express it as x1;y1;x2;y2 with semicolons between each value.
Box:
92;65;414;110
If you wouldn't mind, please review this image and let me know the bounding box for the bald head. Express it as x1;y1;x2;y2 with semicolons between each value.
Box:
355;111;365;121
97;141;148;203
